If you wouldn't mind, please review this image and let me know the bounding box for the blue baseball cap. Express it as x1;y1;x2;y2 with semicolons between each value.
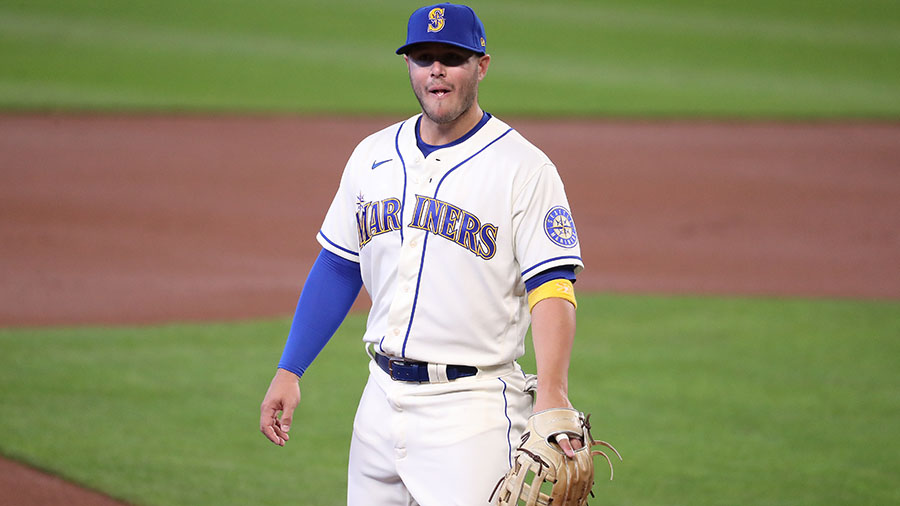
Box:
396;3;487;55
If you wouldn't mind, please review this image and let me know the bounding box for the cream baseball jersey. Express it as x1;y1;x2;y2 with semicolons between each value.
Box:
317;114;583;367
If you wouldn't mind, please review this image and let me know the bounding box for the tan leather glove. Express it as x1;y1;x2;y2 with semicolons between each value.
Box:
491;408;621;506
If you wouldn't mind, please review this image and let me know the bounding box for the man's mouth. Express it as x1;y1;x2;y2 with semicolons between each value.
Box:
429;86;452;98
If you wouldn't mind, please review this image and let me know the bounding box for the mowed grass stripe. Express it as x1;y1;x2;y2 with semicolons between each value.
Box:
0;80;184;109
0;10;395;67
6;2;898;49
480;0;900;48
1;295;898;505
492;53;900;106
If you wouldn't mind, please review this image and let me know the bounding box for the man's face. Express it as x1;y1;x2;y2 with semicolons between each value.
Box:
405;43;490;126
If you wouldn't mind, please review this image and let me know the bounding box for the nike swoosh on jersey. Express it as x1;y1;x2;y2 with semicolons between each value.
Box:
371;159;393;170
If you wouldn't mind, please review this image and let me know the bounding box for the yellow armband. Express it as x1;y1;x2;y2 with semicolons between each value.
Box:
527;279;577;312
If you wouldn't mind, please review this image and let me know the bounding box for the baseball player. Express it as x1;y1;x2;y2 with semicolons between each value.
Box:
260;3;587;504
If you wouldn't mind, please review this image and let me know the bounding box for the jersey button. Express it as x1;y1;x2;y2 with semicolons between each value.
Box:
409;238;418;247
393;328;401;336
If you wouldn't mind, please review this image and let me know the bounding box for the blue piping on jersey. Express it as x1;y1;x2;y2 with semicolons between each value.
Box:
521;255;583;277
499;377;513;467
433;128;514;191
394;121;408;245
318;230;360;259
401;127;514;358
403;230;431;358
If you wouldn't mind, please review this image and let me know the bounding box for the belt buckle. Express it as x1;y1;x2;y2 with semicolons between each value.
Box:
388;358;423;382
387;358;406;381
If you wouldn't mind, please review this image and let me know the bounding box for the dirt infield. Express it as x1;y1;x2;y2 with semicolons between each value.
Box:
0;457;131;506
1;114;898;503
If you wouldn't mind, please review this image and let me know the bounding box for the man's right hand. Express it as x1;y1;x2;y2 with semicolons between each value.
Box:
259;368;301;446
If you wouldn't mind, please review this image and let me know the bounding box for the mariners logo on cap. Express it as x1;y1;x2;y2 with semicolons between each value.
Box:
427;7;445;32
544;206;578;248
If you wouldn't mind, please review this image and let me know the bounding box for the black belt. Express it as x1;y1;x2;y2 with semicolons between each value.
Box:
374;353;477;383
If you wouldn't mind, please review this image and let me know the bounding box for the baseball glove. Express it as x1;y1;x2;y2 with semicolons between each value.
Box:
490;408;621;506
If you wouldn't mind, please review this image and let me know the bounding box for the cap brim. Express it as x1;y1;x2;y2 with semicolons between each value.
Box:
396;40;485;55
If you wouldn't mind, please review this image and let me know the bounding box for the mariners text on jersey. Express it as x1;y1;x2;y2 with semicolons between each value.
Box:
408;195;498;260
356;194;498;260
356;196;402;247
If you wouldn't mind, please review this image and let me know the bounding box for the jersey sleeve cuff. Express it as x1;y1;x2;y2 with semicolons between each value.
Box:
521;255;584;282
316;230;360;263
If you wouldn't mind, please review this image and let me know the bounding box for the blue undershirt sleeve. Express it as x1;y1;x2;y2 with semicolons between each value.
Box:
524;265;577;292
277;248;363;378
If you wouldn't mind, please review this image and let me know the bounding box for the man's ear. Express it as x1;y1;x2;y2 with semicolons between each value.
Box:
477;54;491;81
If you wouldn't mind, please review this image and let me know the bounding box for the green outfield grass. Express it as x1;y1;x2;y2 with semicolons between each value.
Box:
0;0;898;117
1;294;898;506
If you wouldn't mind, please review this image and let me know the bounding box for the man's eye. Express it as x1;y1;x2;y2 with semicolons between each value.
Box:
443;54;467;66
412;54;468;67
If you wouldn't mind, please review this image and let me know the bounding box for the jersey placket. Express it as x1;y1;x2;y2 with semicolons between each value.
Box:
383;151;441;359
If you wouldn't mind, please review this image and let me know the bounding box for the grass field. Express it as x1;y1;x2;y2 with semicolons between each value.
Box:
1;294;898;505
1;0;898;117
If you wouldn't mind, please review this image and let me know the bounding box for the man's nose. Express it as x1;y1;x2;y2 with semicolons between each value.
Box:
429;60;447;77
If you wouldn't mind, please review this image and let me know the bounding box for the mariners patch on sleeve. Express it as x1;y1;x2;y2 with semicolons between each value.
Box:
543;206;578;248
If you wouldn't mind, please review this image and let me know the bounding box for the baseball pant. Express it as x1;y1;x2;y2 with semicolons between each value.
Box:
347;359;532;506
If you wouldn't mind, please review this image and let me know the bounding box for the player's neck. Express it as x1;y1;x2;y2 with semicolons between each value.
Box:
419;104;484;146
